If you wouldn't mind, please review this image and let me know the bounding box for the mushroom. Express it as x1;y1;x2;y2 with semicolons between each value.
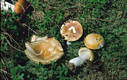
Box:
69;47;94;67
25;35;64;65
1;0;27;14
60;20;83;44
84;33;104;49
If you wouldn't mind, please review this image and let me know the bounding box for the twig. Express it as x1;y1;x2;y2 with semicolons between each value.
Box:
22;23;38;34
0;69;8;74
1;73;8;80
1;59;5;65
2;32;23;49
3;36;24;53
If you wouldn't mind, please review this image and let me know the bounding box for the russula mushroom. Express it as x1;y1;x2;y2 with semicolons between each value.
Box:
1;0;27;14
25;35;64;65
84;33;104;49
69;47;94;67
60;20;83;43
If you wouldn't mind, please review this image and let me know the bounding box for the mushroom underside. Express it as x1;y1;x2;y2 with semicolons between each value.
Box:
25;36;64;64
25;50;64;64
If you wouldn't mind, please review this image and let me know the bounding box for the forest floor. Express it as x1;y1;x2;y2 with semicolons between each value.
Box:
1;0;127;80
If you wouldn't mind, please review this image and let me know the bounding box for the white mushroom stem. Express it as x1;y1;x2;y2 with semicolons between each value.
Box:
25;43;43;56
69;57;84;66
68;26;76;33
66;41;71;45
1;1;15;12
69;53;91;67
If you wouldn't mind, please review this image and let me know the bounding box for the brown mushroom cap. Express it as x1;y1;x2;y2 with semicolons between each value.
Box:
14;0;27;14
14;2;24;14
18;0;26;6
60;20;83;41
25;35;64;64
84;33;104;49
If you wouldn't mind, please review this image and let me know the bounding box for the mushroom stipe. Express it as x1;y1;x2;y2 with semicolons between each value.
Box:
69;47;94;67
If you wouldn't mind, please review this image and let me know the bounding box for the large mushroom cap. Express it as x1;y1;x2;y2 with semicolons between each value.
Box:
60;20;83;41
25;35;64;65
84;33;104;49
78;47;94;61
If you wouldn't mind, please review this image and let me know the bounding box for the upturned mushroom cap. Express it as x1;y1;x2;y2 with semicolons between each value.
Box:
84;33;104;49
60;20;83;41
78;47;94;61
25;35;64;65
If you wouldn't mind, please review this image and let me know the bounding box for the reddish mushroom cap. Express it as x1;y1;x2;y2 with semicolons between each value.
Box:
60;20;83;41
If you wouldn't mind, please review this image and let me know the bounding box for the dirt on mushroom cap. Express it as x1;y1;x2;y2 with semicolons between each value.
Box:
60;20;83;41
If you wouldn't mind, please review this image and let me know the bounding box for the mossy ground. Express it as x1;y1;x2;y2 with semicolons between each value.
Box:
1;0;127;80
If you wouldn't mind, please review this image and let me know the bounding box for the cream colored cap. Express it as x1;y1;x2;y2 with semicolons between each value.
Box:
25;35;64;64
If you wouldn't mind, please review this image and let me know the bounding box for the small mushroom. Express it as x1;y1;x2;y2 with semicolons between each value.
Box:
60;20;83;42
25;35;64;65
1;0;27;14
84;33;104;49
69;47;94;67
14;0;27;14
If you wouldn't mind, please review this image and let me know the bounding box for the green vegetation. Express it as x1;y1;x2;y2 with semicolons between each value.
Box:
1;0;127;80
